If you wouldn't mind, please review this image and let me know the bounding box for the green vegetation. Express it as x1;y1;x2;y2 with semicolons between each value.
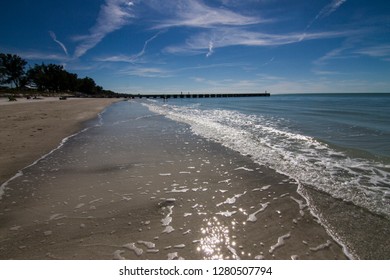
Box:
0;53;123;98
0;53;27;89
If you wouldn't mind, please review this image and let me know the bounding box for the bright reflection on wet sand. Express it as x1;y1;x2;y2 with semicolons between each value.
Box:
197;216;239;260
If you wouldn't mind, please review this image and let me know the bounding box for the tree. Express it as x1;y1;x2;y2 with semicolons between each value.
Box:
78;76;97;95
26;64;47;91
0;53;27;88
2;53;111;96
27;63;78;92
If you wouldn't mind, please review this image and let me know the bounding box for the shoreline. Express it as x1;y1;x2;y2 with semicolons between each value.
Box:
0;98;119;187
0;101;348;259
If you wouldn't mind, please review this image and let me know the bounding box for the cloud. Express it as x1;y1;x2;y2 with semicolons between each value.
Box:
95;32;161;63
74;0;136;58
314;45;350;66
355;45;390;61
120;66;173;78
260;57;275;66
165;28;353;55
13;50;68;61
49;31;68;56
73;0;266;59
206;41;214;57
150;0;263;29
131;32;162;60
316;0;347;20
306;0;347;30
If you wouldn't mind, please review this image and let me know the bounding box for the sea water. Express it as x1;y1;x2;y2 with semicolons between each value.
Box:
144;93;390;219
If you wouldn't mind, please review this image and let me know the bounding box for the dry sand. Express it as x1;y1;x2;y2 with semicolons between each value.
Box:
0;97;119;186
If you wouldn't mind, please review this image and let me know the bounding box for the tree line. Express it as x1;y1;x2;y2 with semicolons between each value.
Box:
0;53;117;96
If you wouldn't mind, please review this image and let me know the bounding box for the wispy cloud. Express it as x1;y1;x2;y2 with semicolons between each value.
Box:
314;45;350;66
49;31;68;56
12;50;68;62
261;57;275;66
317;0;347;20
120;66;172;78
206;41;214;57
96;32;161;63
130;32;162;60
74;0;136;58
355;45;390;61
306;0;347;30
150;0;263;29
190;76;261;92
165;28;354;55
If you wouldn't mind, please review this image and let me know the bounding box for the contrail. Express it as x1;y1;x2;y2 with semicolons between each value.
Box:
138;32;161;57
306;0;347;30
317;0;347;19
301;0;347;41
130;32;162;61
49;31;68;56
206;41;214;57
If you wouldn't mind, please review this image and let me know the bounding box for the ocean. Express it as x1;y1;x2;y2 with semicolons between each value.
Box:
144;93;390;259
145;93;390;218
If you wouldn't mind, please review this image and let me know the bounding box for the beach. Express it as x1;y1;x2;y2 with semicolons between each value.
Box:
0;100;350;259
0;97;118;187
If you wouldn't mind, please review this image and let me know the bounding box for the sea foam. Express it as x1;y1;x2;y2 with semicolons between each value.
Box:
144;101;390;218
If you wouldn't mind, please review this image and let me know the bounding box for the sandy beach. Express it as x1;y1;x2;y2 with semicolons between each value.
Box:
0;97;118;187
0;100;349;260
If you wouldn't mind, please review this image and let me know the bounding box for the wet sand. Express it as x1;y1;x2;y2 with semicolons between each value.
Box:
0;101;348;260
0;98;118;187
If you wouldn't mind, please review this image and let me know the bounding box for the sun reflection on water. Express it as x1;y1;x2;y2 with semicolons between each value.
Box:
197;216;238;260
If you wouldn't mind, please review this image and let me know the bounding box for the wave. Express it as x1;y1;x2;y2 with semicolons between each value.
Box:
144;101;390;218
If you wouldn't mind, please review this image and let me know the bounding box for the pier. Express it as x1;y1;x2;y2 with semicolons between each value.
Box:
128;92;270;99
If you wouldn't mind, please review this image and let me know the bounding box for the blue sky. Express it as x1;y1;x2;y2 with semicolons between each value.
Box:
1;0;389;94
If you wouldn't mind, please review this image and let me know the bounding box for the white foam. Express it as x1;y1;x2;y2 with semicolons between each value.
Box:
169;188;189;193
113;250;126;260
290;196;307;210
137;241;156;249
161;205;174;226
309;240;332;252
49;214;66;221
247;202;270;222
75;203;85;209
216;210;237;217
269;232;291;254
218;179;231;184
147;249;160;254
123;243;143;256
167;252;178;260
144;101;390;218
261;185;271;191
227;246;241;260
217;191;247;206
162;226;174;234
235;167;254;172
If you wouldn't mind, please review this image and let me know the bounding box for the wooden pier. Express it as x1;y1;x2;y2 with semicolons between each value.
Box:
128;92;270;99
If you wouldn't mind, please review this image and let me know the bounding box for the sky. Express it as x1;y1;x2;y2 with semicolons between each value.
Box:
1;0;389;94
